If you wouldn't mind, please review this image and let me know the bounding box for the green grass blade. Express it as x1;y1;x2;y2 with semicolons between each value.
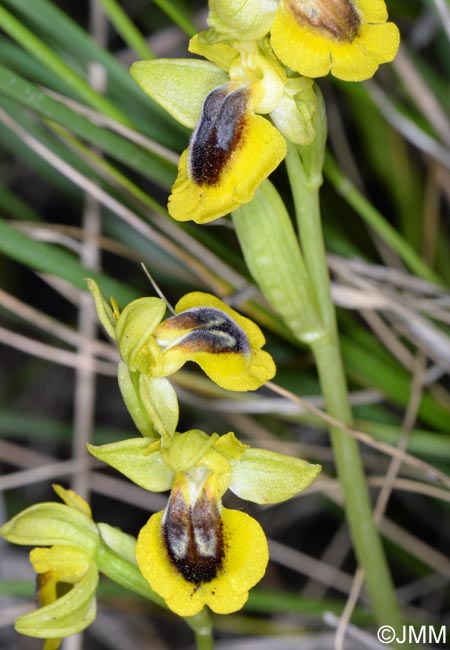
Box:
324;153;443;285
0;217;138;306
97;0;155;60
0;4;131;126
153;0;196;36
0;65;177;188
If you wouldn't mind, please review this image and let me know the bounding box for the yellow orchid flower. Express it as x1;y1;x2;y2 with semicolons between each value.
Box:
88;280;276;392
131;38;321;224
136;467;268;616
167;80;286;223
130;429;321;616
270;0;400;81
153;292;276;391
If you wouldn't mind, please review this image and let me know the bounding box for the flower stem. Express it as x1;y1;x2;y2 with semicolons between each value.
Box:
285;129;403;632
96;540;214;644
191;609;214;650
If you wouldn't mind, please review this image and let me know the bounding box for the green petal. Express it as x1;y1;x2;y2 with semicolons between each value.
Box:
87;439;174;492
86;278;117;340
0;503;99;550
230;449;321;504
15;564;98;639
130;59;228;129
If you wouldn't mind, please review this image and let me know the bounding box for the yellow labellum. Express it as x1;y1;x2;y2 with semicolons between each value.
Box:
136;507;268;616
155;292;276;391
168;84;286;223
271;0;400;81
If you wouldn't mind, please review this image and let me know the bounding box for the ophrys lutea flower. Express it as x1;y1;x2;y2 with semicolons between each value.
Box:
131;38;319;223
88;280;276;391
130;429;321;616
270;0;400;81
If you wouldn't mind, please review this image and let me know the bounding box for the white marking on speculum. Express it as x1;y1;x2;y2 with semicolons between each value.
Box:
193;527;217;558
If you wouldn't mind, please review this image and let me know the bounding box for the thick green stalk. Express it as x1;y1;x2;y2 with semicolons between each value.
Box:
96;540;214;647
285;132;403;632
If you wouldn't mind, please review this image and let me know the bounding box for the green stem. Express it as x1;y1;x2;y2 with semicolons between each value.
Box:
96;541;214;645
191;609;214;650
285;136;403;632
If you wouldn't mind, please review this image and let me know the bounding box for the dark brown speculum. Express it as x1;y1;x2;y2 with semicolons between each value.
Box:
287;0;361;42
163;481;225;584
188;85;250;186
157;307;251;355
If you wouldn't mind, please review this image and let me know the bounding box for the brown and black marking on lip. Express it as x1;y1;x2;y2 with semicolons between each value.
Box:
157;307;251;355
163;482;225;584
188;85;250;186
287;0;361;41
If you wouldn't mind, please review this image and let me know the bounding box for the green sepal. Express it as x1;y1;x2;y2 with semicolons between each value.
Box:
117;361;158;438
86;278;117;340
0;503;99;551
130;59;228;129
230;448;321;504
232;180;325;344
87;439;174;492
115;296;166;372
15;564;98;639
138;374;179;441
208;0;277;40
118;362;180;440
98;523;138;566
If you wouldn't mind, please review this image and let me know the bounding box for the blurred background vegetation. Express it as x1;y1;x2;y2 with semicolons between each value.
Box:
0;0;449;648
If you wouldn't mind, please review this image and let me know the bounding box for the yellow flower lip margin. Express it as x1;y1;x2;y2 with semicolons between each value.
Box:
270;0;400;81
136;507;268;617
155;291;276;391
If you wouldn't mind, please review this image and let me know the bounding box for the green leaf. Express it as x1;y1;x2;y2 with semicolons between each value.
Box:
0;218;138;307
0;65;176;188
233;180;324;343
230;448;321;504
